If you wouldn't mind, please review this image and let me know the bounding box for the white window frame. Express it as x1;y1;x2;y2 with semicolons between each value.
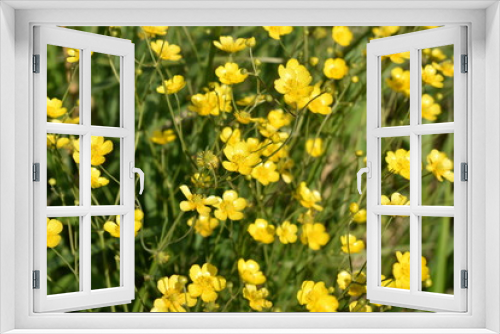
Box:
0;1;499;333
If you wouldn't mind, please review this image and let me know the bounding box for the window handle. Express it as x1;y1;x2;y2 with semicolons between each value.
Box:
129;162;144;195
357;162;371;195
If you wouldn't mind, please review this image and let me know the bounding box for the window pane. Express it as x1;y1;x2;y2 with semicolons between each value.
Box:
47;134;80;206
47;216;80;295
421;216;453;295
91;52;121;127
421;133;454;206
91;215;121;290
380;215;410;290
421;45;454;124
47;45;80;124
381;137;410;203
90;136;121;206
381;51;410;127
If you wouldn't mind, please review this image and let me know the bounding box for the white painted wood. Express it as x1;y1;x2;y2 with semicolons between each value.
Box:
33;26;135;313
366;26;467;312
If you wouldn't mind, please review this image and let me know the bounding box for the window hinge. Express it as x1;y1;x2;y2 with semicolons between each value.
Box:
33;54;40;73
461;270;468;289
461;162;468;181
33;270;40;289
33;163;40;182
461;54;468;73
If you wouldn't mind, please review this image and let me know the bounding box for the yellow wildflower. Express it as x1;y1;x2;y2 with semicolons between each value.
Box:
421;94;442;121
276;221;298;244
297;281;337;312
306;138;325;158
267;109;293;129
340;234;365;254
150;129;176;145
426;149;454;182
301;223;330;250
392;251;430;290
251;161;280;186
150;275;196;312
381;192;410;206
422;64;444;88
215;62;248;85
308;84;333;115
309;57;319;66
188;263;226;302
433;60;454;77
349;301;373;312
385;148;411;180
383;51;410;64
424;47;446;61
47;97;67;118
72;136;113;166
274;58;313;109
90;167;109;188
337;270;352;290
140;26;169;38
243;285;273;311
332;26;353;46
248;218;275;244
178;185;219;215
222;141;261;176
263;26;293;40
189;92;220;116
213;190;247;221
308;295;339;312
238;259;266;285
187;215;219;237
323;58;349;80
347;271;367;297
349;203;367;223
47;135;70;149
191;172;212;188
372;26;400;38
220;127;241;145
151;40;182;61
213;36;252;53
156;75;186;95
103;209;144;238
47;218;63;248
297;182;323;211
386;67;410;96
66;48;80;63
236;94;266;107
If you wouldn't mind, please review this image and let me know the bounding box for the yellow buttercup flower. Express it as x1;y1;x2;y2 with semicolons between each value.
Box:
243;285;273;311
383;51;410;64
187;215;219;237
276;221;298;244
347;271;367;297
385;148;411;180
332;26;353;46
337;270;352;290
297;182;323;211
47;97;67;119
248;218;276;244
140;26;169;38
66;48;80;63
238;259;266;285
103;209;144;238
274;58;313;109
263;26;293;40
179;185;219;215
421;94;442;121
386;67;410;96
251;161;280;186
215;62;248;85
188;263;226;302
372;26;400;38
308;84;333;115
392;251;430;290
213;36;252;53
309;57;319;66
150;275;196;312
422;64;444;88
72;136;113;166
222;141;261;176
426;149;454;182
47;218;63;248
150;129;176;145
213;190;247;221
308;295;339;312
381;192;410;206
156;75;186;95
323;58;349;80
189;91;222;116
212;83;233;112
306;138;325;158
349;203;367;223
340;234;365;254
220;127;241;145
433;60;454;77
151;40;182;61
90;167;109;189
267;109;293;129
301;223;330;250
297;281;337;312
424;47;446;61
349;301;373;312
47;135;70;149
